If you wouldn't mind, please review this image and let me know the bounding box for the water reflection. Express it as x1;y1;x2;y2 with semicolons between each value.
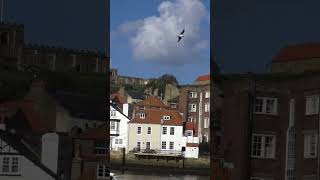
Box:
111;171;210;180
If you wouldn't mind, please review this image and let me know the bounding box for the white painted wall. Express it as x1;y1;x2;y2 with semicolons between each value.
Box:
185;147;199;158
110;104;130;151
0;155;56;180
41;133;59;174
160;125;184;151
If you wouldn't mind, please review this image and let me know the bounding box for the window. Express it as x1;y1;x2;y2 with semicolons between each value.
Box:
204;118;209;128
163;116;171;120
254;97;278;115
306;96;319;115
189;92;197;98
140;112;146;119
110;110;116;117
118;139;123;144
110;121;116;130
147;127;152;135
137;142;141;150
204;103;210;112
95;141;107;155
170;127;175;135
96;164;108;178
205;91;210;98
304;133;317;158
186;130;193;137
137;127;142;134
146;142;151;150
188;104;197;112
170;103;177;108
169;142;174;150
251;134;276;159
2;157;9;173
188;117;196;123
162;127;167;135
161;141;166;149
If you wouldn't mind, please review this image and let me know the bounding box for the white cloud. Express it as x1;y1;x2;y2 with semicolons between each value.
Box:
118;0;209;66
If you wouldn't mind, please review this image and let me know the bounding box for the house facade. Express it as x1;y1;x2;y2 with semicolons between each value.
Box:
110;102;130;151
0;131;61;180
214;72;320;180
179;83;210;144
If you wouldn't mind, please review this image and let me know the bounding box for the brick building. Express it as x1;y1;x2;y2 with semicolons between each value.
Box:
213;72;320;180
179;82;210;144
0;22;108;74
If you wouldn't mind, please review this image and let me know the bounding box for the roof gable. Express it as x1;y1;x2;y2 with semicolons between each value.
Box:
135;96;167;108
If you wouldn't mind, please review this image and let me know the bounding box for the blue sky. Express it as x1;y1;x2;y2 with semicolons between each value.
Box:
111;0;210;85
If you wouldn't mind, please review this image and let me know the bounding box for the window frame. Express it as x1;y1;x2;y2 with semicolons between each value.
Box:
251;134;276;159
162;127;167;135
147;127;152;135
304;132;318;159
188;104;197;112
305;95;319;116
189;92;197;98
137;126;142;134
170;127;175;135
254;97;278;115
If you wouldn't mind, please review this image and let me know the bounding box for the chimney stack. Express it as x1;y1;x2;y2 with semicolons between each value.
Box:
123;103;129;117
41;133;59;173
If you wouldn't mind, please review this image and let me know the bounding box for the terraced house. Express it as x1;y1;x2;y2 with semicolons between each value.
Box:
127;96;199;158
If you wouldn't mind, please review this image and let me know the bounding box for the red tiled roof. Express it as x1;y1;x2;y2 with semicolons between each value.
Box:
130;109;183;126
273;42;320;62
0;100;49;133
186;143;199;147
135;96;167;108
110;93;126;104
79;124;107;140
186;122;198;137
195;74;210;81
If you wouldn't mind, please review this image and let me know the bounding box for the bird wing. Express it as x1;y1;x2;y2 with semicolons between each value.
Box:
178;36;182;42
180;29;185;35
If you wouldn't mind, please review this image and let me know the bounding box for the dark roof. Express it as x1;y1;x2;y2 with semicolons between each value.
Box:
110;102;130;120
126;91;148;100
51;92;105;121
0;130;59;179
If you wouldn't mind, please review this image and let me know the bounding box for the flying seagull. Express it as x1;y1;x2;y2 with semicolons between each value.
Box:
177;29;185;42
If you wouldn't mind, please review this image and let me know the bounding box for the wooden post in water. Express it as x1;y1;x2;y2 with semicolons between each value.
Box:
182;157;185;169
122;148;126;173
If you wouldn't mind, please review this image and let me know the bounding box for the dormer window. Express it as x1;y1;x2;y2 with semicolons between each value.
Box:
140;113;146;119
163;115;171;120
186;130;193;137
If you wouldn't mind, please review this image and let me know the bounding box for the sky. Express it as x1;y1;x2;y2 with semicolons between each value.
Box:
213;0;320;74
111;0;210;85
4;0;107;53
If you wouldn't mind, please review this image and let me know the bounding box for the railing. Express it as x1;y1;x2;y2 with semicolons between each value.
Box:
110;129;119;135
132;148;185;156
